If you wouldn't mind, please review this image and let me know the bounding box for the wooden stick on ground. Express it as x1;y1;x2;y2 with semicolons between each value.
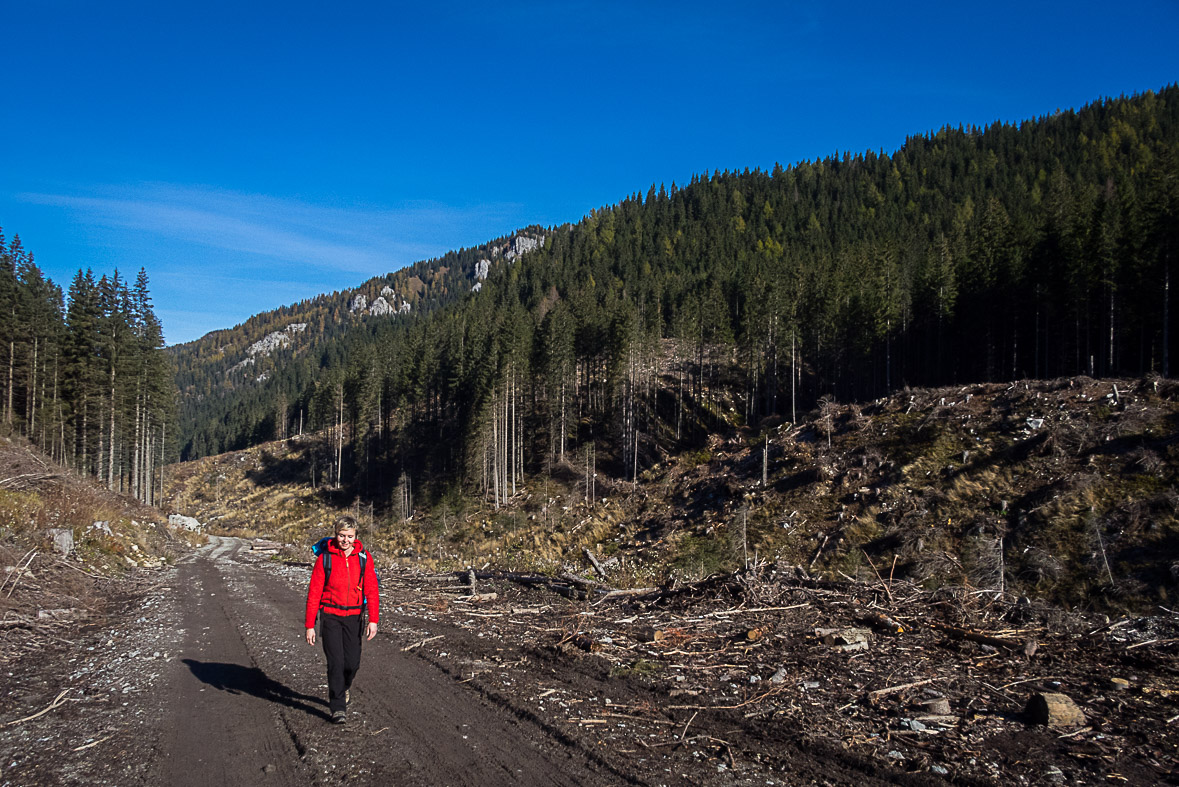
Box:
928;621;1027;651
4;550;38;599
4;688;71;727
72;734;114;752
401;634;445;652
675;710;699;748
867;677;936;701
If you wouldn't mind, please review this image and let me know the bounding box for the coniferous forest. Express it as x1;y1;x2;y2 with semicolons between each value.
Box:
171;88;1179;516
0;234;173;504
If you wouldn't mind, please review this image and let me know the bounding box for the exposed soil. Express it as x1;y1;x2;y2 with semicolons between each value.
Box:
2;537;1176;786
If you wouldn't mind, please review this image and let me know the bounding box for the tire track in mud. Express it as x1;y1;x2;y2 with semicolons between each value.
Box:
154;537;620;787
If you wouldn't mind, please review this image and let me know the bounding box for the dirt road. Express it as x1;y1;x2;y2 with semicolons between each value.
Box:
5;536;1045;787
1;538;632;786
151;536;623;786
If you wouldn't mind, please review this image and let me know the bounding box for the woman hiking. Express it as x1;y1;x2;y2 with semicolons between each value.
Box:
304;516;379;724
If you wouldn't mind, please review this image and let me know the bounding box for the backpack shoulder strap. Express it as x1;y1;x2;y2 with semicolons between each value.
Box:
321;550;332;590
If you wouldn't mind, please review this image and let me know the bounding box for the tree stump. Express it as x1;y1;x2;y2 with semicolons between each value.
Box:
1025;692;1085;728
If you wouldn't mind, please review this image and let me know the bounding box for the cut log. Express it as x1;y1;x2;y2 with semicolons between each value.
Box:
929;621;1026;651
456;592;498;603
858;610;904;635
1025;692;1085;728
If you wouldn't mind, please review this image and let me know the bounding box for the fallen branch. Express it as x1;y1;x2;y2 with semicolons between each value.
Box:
1124;638;1179;650
0;473;60;490
55;558;127;582
455;593;498;603
72;734;114;752
401;634;444;652
3;550;38;599
596;587;659;603
867;678;937;701
707;604;810;617
677;710;699;743
4;688;71;726
861;550;894;605
929;621;1028;651
582;548;609;580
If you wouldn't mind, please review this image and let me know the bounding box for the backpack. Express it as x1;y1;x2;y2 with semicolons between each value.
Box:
312;536;379;607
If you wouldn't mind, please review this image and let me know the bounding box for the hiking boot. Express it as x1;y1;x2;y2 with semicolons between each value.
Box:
332;711;347;725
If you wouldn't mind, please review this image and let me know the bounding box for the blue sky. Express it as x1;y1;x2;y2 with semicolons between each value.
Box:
2;1;1177;345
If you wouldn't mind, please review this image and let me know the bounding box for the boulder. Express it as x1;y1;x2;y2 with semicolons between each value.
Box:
168;514;203;532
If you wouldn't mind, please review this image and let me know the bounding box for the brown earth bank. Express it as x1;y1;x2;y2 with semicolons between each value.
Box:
1;536;1176;786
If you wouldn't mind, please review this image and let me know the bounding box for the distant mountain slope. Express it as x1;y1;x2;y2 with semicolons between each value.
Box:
170;227;549;457
172;86;1179;525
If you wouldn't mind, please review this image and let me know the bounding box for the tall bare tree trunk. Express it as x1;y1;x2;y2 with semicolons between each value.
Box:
335;384;344;488
158;421;166;505
28;337;38;434
108;365;116;491
491;390;500;508
6;336;14;427
132;387;142;500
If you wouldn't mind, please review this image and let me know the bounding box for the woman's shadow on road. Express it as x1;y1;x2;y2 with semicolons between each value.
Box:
182;659;330;721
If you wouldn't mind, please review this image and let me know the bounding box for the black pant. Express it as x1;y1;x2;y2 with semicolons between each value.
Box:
320;613;362;713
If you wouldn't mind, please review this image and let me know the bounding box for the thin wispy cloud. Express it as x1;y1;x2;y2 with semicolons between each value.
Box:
21;184;518;275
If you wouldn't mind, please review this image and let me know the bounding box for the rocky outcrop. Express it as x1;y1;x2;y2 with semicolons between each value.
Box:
505;234;544;261
228;356;256;375
349;294;368;313
369;296;395;316
227;324;306;376
476;259;491;280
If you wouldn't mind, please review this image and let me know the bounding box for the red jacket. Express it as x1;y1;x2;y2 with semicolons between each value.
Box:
304;537;380;628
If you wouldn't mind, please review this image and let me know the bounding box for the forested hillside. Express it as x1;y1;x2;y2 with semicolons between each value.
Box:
173;87;1179;519
0;237;172;503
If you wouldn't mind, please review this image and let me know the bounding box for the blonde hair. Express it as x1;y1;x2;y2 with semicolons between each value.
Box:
335;515;358;534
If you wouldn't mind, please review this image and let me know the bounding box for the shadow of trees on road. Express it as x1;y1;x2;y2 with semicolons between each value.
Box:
182;659;330;721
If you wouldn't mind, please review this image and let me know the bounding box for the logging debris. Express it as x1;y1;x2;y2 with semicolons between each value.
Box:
382;560;1179;785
